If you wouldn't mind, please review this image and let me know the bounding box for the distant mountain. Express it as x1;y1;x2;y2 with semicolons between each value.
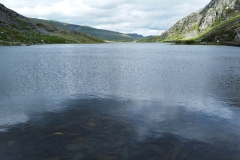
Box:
145;35;154;38
141;0;240;44
34;19;141;41
126;33;144;39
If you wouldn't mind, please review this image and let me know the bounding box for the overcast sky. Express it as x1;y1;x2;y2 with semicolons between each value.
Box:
0;0;211;36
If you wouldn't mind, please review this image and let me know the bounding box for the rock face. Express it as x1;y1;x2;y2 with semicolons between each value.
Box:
235;33;240;40
151;0;240;42
199;0;238;31
0;4;43;33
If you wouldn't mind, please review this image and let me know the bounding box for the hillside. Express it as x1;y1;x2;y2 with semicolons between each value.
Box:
0;3;104;46
34;19;140;41
126;33;145;39
141;0;240;44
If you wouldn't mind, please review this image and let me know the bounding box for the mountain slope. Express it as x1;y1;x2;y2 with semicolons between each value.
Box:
0;3;104;45
141;0;240;43
32;19;141;41
126;33;145;39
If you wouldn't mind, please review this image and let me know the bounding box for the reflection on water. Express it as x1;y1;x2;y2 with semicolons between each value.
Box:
1;96;240;160
0;43;240;159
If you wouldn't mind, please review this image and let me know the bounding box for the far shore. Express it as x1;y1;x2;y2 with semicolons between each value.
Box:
1;40;240;47
171;40;240;47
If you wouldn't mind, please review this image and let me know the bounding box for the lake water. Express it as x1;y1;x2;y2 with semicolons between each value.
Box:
0;43;240;160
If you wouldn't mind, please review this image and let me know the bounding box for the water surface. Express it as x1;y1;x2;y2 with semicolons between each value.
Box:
0;43;240;160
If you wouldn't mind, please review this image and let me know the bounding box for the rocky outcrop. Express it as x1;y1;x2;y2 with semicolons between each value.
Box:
199;0;238;30
234;28;240;41
0;4;43;33
153;0;240;42
162;12;200;40
235;34;240;40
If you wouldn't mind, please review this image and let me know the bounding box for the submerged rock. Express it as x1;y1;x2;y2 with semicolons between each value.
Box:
43;157;59;160
67;133;82;137
97;154;118;160
149;144;164;154
87;122;96;127
67;144;83;151
71;153;84;160
8;141;15;146
71;137;83;143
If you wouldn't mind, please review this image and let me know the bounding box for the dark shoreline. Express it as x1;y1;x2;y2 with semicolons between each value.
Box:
221;42;240;47
171;41;240;47
1;41;240;47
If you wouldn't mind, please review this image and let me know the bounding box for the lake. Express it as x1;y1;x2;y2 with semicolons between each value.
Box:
0;43;240;160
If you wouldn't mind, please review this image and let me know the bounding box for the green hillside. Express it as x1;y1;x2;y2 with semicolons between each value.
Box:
0;3;104;46
33;19;138;41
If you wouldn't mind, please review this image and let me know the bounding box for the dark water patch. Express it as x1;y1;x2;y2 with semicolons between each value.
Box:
1;97;240;160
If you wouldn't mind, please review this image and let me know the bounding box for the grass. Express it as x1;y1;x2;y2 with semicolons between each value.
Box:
191;24;198;31
0;27;76;45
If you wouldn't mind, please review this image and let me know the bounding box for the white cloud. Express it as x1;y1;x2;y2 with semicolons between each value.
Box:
0;0;211;36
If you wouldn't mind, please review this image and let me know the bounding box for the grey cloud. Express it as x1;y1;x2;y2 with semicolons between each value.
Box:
82;0;130;9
